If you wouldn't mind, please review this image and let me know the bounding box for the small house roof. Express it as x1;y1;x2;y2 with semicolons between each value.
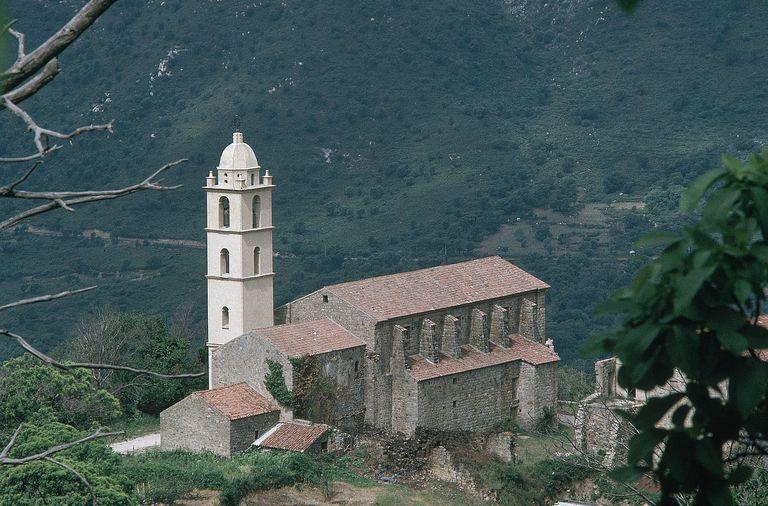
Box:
249;317;365;358
322;256;549;322
196;382;277;420
408;335;559;381
256;421;329;452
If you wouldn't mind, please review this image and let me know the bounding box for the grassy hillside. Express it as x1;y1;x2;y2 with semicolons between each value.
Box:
2;0;766;364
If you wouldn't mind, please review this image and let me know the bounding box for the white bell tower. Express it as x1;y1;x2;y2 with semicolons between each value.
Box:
205;131;275;388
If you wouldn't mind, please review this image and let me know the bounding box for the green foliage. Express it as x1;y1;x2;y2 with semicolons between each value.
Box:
74;312;206;415
478;457;592;505
264;359;294;408
533;406;558;435
585;151;768;504
734;467;768;506
0;414;132;505
290;355;337;422
122;448;371;504
556;366;595;402
0;355;121;431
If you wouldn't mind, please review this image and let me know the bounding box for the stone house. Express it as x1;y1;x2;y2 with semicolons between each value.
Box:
160;382;280;457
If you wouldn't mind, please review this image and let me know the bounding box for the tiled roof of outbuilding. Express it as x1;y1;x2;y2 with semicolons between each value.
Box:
257;422;329;452
196;383;277;420
323;256;549;322
251;318;364;358
408;335;559;381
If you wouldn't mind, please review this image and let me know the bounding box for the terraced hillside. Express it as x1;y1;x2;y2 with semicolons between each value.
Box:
2;0;765;363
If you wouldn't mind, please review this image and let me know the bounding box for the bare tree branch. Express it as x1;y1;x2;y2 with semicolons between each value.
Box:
0;287;97;313
2;161;41;192
3;97;113;157
44;457;98;505
0;427;121;465
0;328;206;379
0;144;62;164
8;28;26;61
1;0;118;92
0;425;22;459
0;159;186;230
2;59;61;107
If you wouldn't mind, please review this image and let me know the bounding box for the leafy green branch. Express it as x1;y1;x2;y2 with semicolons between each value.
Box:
586;151;768;504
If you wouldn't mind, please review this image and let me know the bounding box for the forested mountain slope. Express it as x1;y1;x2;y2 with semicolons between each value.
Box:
1;0;765;363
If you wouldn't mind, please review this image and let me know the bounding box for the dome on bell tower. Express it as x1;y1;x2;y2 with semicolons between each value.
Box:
218;132;260;169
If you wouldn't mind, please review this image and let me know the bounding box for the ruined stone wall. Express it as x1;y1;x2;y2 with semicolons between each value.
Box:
416;361;520;433
160;394;232;457
311;346;366;431
573;397;638;468
516;361;557;429
230;411;280;455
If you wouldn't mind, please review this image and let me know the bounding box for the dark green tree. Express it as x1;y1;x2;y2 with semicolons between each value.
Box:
586;152;768;504
0;355;121;431
0;412;132;505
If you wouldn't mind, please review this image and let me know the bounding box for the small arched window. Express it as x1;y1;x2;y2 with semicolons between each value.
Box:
250;174;255;186
220;249;230;274
254;247;261;275
219;196;230;228
222;307;229;329
252;195;261;228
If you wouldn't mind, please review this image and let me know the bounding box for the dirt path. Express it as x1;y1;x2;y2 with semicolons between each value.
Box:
109;432;160;454
24;225;205;249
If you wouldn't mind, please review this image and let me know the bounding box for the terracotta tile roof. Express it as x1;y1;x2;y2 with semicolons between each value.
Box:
251;318;364;357
197;383;278;420
324;256;549;322
408;335;559;381
257;422;329;452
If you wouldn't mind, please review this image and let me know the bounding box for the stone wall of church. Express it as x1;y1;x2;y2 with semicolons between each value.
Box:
160;394;232;457
415;361;520;434
230;411;280;455
279;290;377;345
281;288;551;434
379;289;547;364
312;346;367;431
517;361;558;428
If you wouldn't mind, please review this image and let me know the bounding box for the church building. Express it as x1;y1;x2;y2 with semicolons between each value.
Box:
161;132;559;454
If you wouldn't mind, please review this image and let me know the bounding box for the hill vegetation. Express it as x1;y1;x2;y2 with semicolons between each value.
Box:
2;0;767;364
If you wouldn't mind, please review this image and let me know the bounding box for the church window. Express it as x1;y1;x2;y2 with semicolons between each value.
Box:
320;441;328;452
222;307;229;329
354;361;359;372
252;195;261;228
452;377;457;385
254;430;260;439
220;249;230;274
251;174;255;186
254;247;261;274
452;400;457;408
219;197;230;228
322;294;329;303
